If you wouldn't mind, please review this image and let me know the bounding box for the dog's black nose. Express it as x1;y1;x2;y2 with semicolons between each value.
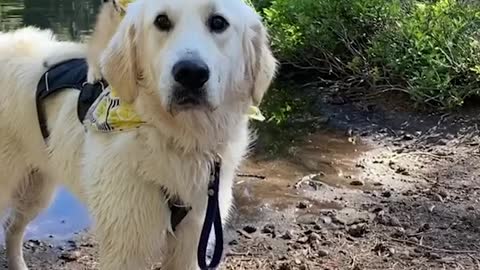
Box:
172;59;210;89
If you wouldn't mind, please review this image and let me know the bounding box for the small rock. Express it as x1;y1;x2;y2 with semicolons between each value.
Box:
438;190;449;198
402;134;414;141
381;191;392;198
228;239;238;246
297;202;308;209
60;250;81;262
391;227;406;238
318;249;329;257
347;224;368;237
349;180;364;186
395;167;410;176
262;224;275;234
242;225;257;234
297;236;309;244
280;231;293;240
296;214;319;225
334;208;370;225
308;232;321;242
319;216;332;225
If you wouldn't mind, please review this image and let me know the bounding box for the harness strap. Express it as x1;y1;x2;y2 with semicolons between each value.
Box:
77;80;108;122
197;160;224;269
36;58;105;139
159;187;192;232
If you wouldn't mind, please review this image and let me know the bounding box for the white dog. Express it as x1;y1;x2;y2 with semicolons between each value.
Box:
0;0;277;269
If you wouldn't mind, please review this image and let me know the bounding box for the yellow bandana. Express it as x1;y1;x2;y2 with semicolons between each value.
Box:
84;88;145;133
85;87;265;133
116;0;133;17
247;105;265;122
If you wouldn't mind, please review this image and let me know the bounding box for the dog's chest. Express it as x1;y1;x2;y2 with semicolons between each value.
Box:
85;130;213;205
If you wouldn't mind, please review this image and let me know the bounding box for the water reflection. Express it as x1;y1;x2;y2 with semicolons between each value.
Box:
0;0;100;240
0;0;102;41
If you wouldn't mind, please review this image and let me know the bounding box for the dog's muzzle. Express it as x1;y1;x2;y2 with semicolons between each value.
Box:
170;59;210;111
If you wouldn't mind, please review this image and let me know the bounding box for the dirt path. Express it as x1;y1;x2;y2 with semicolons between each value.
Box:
2;85;480;270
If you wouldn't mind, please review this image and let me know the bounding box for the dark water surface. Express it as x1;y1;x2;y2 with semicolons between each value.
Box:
0;0;100;241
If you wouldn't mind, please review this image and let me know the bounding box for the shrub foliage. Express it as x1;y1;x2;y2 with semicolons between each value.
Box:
252;0;480;109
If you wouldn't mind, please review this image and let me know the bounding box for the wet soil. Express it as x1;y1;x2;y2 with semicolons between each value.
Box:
2;84;480;270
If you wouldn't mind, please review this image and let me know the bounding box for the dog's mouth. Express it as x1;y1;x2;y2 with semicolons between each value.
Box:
168;87;212;114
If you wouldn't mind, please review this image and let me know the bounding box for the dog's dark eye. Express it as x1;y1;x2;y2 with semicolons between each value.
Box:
154;14;172;31
208;15;229;33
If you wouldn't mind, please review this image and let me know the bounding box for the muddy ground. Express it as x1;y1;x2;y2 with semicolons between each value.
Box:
2;83;480;270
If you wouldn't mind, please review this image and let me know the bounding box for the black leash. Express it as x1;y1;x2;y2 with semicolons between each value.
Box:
197;159;224;269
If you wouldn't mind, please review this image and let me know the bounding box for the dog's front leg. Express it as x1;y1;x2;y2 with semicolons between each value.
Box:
164;180;234;270
163;213;204;270
87;179;170;270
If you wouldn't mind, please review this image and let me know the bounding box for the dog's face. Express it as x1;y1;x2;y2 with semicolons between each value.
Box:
101;0;276;123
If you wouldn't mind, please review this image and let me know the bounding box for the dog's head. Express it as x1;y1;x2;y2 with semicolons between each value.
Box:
101;0;277;145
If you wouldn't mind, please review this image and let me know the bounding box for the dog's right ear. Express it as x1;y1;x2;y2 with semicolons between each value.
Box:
243;12;278;107
100;11;142;103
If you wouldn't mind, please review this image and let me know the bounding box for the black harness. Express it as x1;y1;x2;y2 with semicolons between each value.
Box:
35;58;224;269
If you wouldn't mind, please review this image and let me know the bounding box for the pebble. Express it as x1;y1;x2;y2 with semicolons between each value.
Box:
243;225;257;234
280;231;293;240
60;250;81;262
349;180;364;186
297;236;309;244
318;249;329;257
320;216;332;225
297;201;308;209
334;208;370;225
262;224;275;234
381;191;392;198
347;224;368;237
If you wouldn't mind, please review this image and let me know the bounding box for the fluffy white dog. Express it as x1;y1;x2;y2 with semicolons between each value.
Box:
0;0;277;269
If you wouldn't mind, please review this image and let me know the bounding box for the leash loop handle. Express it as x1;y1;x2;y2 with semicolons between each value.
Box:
197;161;224;269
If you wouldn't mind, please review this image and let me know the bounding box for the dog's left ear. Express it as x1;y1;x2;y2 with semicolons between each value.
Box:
243;15;278;106
100;12;143;103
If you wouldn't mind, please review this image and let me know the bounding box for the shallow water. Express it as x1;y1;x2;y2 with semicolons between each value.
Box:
234;128;368;221
0;0;99;242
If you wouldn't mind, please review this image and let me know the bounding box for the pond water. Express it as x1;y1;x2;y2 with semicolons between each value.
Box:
0;0;101;241
0;0;101;41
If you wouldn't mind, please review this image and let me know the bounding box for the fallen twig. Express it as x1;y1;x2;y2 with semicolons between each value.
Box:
236;173;266;180
393;151;453;160
388;237;480;254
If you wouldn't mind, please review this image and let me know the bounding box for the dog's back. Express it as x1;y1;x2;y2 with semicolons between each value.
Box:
0;27;86;213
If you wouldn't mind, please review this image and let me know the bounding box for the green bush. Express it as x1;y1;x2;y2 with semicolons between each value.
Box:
250;0;480;110
258;0;402;74
370;0;480;108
